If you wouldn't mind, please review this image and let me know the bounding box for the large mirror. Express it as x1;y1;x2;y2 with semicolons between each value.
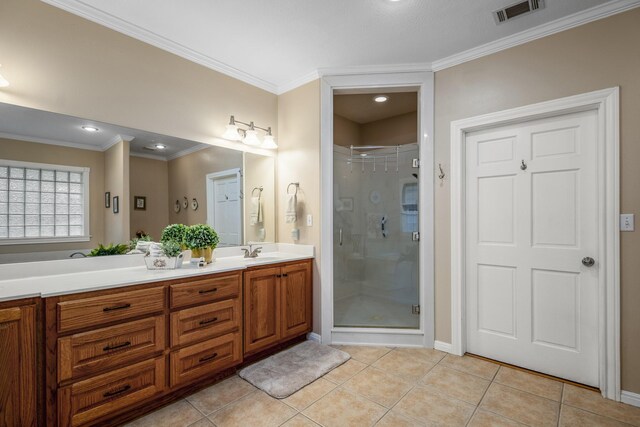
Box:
0;102;275;262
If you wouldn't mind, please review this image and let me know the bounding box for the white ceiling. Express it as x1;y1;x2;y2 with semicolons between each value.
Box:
41;0;631;93
0;102;204;160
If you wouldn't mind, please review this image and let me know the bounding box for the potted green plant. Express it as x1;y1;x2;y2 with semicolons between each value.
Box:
160;224;188;249
88;243;129;257
184;224;219;264
144;240;184;270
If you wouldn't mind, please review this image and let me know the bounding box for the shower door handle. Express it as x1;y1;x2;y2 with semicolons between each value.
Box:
339;229;343;246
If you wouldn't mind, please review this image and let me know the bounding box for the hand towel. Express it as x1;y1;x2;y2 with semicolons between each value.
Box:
250;196;263;225
285;194;297;223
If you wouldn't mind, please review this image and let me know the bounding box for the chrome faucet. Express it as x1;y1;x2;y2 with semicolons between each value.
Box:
69;252;87;258
241;244;262;258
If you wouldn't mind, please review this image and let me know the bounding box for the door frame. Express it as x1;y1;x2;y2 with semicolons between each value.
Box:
450;87;620;399
206;168;243;246
320;71;435;347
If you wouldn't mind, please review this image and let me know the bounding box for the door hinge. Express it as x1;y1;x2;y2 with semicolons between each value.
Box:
412;158;420;168
412;305;420;315
412;231;420;241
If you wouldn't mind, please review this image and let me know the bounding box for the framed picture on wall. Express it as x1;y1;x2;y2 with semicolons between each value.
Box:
134;196;146;211
113;196;119;214
105;192;111;208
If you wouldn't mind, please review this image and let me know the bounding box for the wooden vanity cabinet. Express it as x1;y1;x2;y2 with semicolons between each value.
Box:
244;260;312;355
0;298;38;427
47;270;244;427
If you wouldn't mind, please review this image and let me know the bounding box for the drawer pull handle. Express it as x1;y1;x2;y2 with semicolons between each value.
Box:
199;288;218;295
199;317;219;326
103;384;131;398
282;273;288;277
103;341;132;352
199;352;218;363
103;303;131;312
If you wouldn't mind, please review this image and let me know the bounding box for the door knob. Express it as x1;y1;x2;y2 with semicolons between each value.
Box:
582;257;595;267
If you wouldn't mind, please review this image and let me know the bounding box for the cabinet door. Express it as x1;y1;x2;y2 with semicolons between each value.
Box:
281;261;312;339
243;267;281;355
0;305;36;427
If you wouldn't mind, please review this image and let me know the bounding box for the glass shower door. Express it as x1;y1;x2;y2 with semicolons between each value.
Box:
333;144;420;329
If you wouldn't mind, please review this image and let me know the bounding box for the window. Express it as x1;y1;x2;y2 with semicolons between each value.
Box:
401;181;418;233
0;160;90;244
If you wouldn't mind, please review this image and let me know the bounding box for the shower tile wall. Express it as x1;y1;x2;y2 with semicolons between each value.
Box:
334;145;419;328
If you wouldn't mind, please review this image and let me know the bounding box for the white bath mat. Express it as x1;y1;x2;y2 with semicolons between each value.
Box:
238;341;350;398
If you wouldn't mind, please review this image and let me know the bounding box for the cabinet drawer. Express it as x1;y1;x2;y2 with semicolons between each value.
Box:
170;331;241;387
58;315;165;382
57;287;165;333
58;357;165;427
170;298;240;347
170;273;240;308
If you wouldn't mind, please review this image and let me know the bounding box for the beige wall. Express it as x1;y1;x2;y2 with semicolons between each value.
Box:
104;140;129;244
333;115;360;147
0;0;277;160
167;146;243;226
244;154;276;244
434;9;640;392
334;112;417;147
361;112;417;146
129;156;169;240
277;80;322;332
0;138;105;253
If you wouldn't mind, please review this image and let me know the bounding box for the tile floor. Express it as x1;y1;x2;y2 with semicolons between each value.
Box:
125;345;640;427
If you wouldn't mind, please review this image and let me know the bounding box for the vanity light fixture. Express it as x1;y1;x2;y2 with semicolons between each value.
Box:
154;144;167;150
81;125;99;132
222;115;277;149
374;95;388;103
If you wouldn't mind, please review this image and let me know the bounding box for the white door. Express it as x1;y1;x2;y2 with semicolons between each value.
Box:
465;109;599;386
210;175;241;246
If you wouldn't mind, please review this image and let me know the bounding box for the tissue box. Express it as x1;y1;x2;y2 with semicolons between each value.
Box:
144;253;184;270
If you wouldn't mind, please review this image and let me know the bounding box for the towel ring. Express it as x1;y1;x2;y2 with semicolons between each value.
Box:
251;186;263;197
287;182;299;196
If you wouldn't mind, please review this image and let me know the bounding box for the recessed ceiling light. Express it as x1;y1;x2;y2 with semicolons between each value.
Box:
81;125;99;132
154;144;167;150
374;95;388;103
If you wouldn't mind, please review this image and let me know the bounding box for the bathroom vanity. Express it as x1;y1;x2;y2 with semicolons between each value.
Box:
0;247;313;426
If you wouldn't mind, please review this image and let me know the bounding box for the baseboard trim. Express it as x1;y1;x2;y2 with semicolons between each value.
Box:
307;332;322;344
434;340;453;353
621;390;640;407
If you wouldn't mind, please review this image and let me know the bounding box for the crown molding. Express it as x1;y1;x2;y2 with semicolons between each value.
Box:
431;0;640;71
277;70;320;95
165;143;210;161
40;0;279;94
0;131;104;152
318;63;432;77
129;151;167;162
101;133;134;151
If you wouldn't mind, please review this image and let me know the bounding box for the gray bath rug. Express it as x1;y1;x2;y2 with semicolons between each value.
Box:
238;340;350;398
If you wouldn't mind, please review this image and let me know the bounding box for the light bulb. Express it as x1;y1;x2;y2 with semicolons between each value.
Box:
223;124;241;141
262;134;278;149
243;129;261;146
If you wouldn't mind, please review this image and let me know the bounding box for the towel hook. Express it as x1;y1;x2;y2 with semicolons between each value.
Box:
287;182;299;196
251;186;263;197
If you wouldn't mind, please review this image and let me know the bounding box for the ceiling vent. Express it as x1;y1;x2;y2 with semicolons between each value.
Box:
494;0;544;24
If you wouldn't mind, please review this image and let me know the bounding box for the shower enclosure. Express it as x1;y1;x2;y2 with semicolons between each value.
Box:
333;143;420;329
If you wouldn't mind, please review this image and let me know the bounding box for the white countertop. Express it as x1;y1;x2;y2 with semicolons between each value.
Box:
0;244;314;302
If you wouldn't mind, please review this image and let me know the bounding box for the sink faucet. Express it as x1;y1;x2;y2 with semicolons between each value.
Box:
69;252;87;258
241;244;262;258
